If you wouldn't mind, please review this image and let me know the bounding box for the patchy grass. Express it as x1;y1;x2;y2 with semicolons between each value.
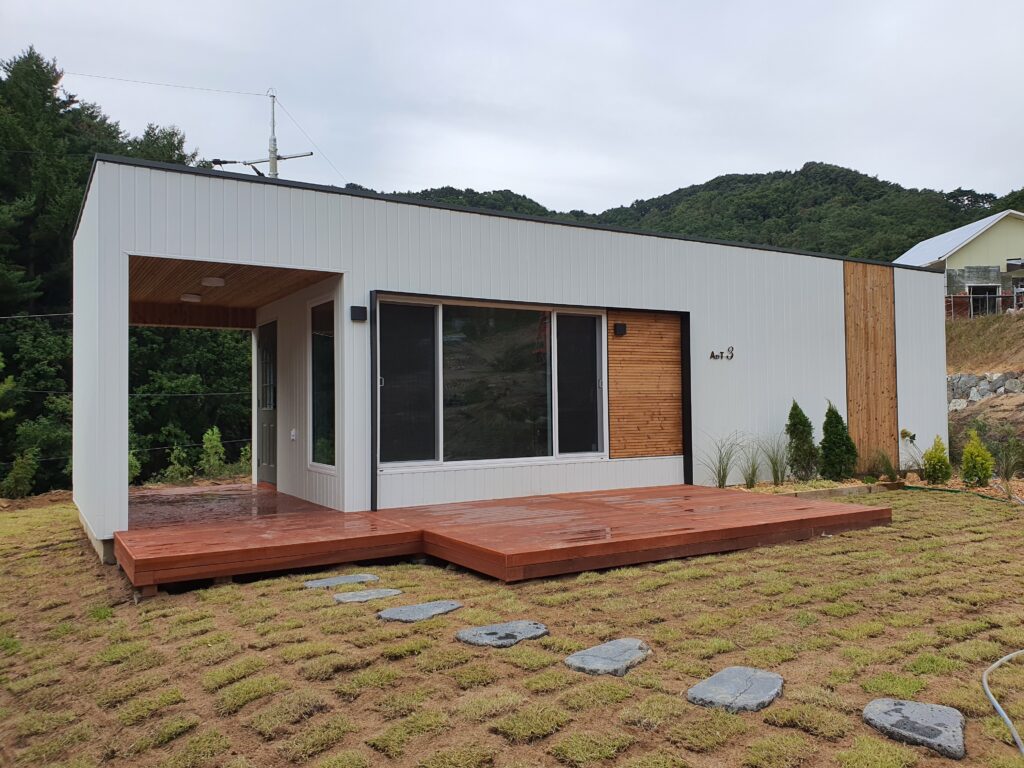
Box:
2;491;1024;766
549;731;636;766
491;704;572;743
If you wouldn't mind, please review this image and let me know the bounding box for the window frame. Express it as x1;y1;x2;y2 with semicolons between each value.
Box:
375;296;608;470
307;295;338;473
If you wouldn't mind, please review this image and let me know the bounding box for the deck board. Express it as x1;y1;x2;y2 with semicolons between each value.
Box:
114;484;891;588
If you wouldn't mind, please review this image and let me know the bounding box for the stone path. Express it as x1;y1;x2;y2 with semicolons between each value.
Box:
304;573;378;589
863;698;966;760
456;620;548;647
378;600;463;623
564;638;651;676
687;666;784;712
333;588;403;603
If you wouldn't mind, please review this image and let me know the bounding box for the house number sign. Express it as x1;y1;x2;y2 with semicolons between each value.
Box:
709;346;735;361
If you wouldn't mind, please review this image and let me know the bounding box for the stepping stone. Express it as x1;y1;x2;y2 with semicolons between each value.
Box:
687;666;784;712
456;620;548;648
378;600;463;623
863;698;966;760
564;638;652;676
304;573;378;589
333;588;403;603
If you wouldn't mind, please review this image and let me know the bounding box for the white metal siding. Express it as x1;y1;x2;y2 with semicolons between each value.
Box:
255;277;344;509
894;269;948;467
74;160;945;534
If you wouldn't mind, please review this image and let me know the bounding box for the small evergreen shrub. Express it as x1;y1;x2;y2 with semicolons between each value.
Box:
819;402;857;481
0;448;40;498
921;436;952;485
960;429;994;487
868;450;899;482
200;427;227;477
785;401;819;481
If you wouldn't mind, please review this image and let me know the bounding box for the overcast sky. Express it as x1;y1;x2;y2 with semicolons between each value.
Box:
3;1;1022;212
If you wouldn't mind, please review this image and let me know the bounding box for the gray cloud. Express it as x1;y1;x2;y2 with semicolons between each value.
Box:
3;0;1022;211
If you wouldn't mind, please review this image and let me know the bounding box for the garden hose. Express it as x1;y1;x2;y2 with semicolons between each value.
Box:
982;649;1024;756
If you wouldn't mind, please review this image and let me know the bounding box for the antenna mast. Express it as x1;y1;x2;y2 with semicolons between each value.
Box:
210;89;313;178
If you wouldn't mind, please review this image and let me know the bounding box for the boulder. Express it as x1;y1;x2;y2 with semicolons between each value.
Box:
1005;378;1023;393
948;399;968;412
968;387;983;402
863;698;965;760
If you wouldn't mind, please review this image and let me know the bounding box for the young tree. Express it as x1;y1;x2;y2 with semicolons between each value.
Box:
922;436;953;485
785;400;819;481
960;430;994;487
819;401;858;480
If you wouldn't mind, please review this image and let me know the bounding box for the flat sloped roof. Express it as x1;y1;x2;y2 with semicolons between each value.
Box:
82;154;941;273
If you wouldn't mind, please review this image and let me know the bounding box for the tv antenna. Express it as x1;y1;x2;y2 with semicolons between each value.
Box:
210;89;312;178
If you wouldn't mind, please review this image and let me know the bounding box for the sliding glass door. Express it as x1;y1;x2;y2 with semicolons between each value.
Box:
378;300;605;465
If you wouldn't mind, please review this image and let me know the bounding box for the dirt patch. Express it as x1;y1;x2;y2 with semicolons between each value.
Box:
0;489;73;512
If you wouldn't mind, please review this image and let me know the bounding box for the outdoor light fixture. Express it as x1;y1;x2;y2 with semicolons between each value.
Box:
614;322;628;336
201;277;226;287
180;293;202;303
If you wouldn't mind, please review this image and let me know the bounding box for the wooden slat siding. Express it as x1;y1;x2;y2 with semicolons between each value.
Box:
843;261;899;471
129;301;257;329
115;484;891;589
129;255;333;309
606;311;683;459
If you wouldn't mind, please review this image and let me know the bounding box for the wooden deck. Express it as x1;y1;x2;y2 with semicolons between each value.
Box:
115;484;891;590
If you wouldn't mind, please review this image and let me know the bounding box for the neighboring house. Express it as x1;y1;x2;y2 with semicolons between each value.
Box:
71;155;947;563
894;209;1024;317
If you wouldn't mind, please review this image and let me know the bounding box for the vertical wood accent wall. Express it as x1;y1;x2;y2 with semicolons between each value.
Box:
843;262;899;471
607;311;683;459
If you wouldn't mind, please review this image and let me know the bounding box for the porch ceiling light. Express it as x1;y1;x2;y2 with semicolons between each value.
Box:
180;293;202;303
201;276;226;287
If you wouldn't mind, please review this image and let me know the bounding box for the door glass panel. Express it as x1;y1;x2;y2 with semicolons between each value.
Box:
310;301;335;466
557;314;601;453
442;305;551;461
380;303;437;462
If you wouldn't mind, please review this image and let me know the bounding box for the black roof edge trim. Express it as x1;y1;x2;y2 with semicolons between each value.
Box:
80;154;943;274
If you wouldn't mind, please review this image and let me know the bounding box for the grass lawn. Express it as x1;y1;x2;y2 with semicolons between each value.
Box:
1;490;1023;767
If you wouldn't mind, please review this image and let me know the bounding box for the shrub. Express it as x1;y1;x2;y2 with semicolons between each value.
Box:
0;449;39;498
960;429;994;487
128;451;142;485
162;445;194;483
819;402;857;481
989;429;1024;498
759;434;788;485
699;432;742;488
785;401;818;481
920;436;952;485
739;441;761;488
200;427;227;477
233;443;252;475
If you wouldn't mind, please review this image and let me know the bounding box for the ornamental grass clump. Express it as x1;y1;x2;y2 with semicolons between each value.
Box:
785;401;818;481
699;432;742;488
921;435;952;485
960;429;994;487
759;433;789;486
819;402;857;481
739;441;761;488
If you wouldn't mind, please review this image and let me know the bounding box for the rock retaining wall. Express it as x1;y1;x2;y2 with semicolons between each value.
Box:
947;371;1024;412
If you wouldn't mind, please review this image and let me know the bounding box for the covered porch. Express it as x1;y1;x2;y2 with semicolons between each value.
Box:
113;483;892;593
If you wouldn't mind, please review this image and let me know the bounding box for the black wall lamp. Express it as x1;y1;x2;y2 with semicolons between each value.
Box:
613;322;628;337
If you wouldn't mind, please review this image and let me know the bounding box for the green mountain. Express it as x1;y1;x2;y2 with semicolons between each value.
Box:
389;163;1021;262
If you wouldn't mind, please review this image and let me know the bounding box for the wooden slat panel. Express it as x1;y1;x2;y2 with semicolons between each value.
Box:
129;256;333;309
844;262;899;471
129;301;257;329
606;311;682;459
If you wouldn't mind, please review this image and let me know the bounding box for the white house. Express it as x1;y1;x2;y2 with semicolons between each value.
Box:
73;155;947;563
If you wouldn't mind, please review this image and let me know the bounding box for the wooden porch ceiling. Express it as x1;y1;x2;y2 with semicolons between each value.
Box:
129;256;336;329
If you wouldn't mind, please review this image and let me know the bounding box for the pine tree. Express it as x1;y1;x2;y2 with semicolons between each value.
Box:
785;400;819;481
819;401;858;480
